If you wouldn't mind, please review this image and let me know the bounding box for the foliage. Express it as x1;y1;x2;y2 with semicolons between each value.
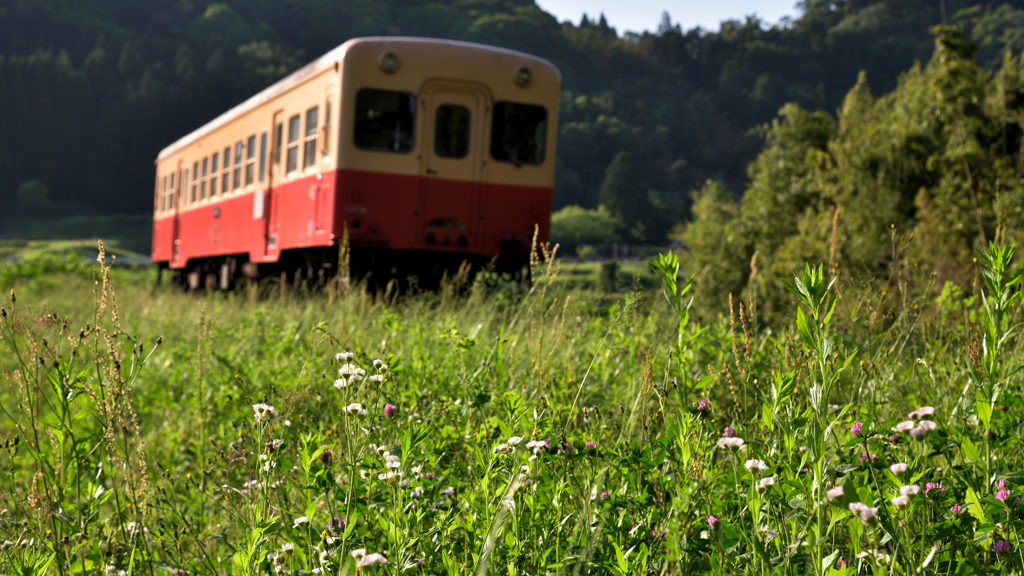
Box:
2;238;1024;574
549;204;621;252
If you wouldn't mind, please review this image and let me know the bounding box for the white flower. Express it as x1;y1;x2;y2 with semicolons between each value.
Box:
344;403;368;417
411;486;424;498
908;406;935;419
333;378;348;389
756;476;775;493
899;484;920;496
270;439;285;450
411;465;422;476
890;462;908;475
319;550;330;564
373;359;388;370
338;363;359;376
280;543;295;555
520;465;530;473
916;420;938;432
311;568;325;575
378;470;403;484
857;549;890;566
528;455;537;462
717;437;745;450
368;374;384;383
253;403;279;423
335;352;354;361
293;516;309;528
259;454;269;461
744;459;768;474
891;495;910;510
893;420;915;433
262;460;277;472
508;436;523;446
493;443;511;454
826;486;844;500
848;502;879;526
443;486;455;496
355;552;388;568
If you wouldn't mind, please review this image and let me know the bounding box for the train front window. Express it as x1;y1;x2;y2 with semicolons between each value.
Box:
286;114;300;173
354;89;415;153
490;102;546;166
434;104;470;159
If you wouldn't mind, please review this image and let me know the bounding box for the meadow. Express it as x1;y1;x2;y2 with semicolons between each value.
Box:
0;240;1022;575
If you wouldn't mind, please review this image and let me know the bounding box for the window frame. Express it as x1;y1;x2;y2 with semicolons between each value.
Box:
353;88;417;154
286;114;301;174
489;101;548;166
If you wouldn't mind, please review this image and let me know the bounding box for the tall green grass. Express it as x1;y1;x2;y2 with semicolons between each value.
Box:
0;241;1022;575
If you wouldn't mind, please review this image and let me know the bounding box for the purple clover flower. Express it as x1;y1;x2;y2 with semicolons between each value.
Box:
835;556;847;570
708;516;720;531
950;504;963;514
996;489;1010;502
383;403;398;418
858;452;877;463
925;482;945;497
850;422;863;437
318;445;334;465
722;426;735;438
993;540;1013;556
696;399;710;416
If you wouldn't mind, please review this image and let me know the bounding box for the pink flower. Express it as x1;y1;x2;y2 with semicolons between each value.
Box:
908;406;935;419
993;540;1013;556
318;445;334;465
599;491;610;500
850;422;864;437
996;489;1010;502
425;472;435;480
722;426;735;438
696;399;710;415
859;452;877;463
707;516;720;530
894;420;915;433
848;502;879;526
835;556;846;570
950;504;963;514
383;404;398;418
925;482;945;497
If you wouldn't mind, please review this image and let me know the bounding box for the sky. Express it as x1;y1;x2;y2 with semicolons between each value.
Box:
533;0;801;34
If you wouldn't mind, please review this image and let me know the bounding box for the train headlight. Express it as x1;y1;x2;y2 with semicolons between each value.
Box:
514;66;531;86
379;52;399;73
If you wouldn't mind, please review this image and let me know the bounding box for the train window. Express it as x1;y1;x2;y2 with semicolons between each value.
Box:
490;102;547;165
233;141;243;190
258;131;267;183
323;98;332;158
184;168;190;205
210;152;219;198
274;121;283;166
192;162;198;203
162;176;167;212
354;89;415;153
222;146;231;195
286;114;300;173
201;157;208;200
303;106;318;169
434;104;470;159
245;135;256;185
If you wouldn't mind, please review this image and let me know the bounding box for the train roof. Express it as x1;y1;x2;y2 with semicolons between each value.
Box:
156;37;560;162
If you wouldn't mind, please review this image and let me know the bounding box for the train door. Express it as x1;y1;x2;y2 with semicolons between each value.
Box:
417;82;489;251
264;109;285;260
171;160;183;266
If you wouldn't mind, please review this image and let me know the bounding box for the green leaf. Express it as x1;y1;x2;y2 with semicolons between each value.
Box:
975;393;993;431
966;487;987;524
960;436;981;464
761;403;774;432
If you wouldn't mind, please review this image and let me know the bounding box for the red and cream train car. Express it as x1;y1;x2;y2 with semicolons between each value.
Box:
151;37;560;288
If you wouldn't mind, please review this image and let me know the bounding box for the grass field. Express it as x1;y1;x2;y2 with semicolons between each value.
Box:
1;243;1022;575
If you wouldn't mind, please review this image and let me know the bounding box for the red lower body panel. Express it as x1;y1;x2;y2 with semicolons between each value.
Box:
152;169;551;269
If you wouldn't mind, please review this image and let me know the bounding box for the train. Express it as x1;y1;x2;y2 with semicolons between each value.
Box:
151;37;560;289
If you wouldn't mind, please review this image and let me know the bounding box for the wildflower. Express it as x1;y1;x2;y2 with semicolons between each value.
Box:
891;495;909;510
493;443;511;454
707;516;720;531
425;472;435;480
859;452;877;463
899;485;920;496
377;471;403;484
756;476;775;493
268;438;285;452
744;459;768;475
508;436;523;446
950;504;963;514
344;403;368;417
262;460;277;472
850;422;863;437
333;378;348;389
756;526;780;539
327;517;344;534
318;446;334;465
411;486;424;498
293;516;309;529
889;462;908;476
319;550;331;564
835;556;846;570
584;440;597;453
443;486;455;496
526;439;550;454
356;552;388;568
383;404;397;418
253;404;279;423
335;352;354;361
520;465;530;473
368;374;384;383
349;369;366;382
857;549;890;566
600;491;610;499
717;437;745;450
557;442;575;455
908;406;935;419
696;399;710;416
848;502;879;526
826;486;844;500
996;489;1010;502
383;452;401;468
893;420;915;433
722;426;735;437
917;420;938;432
993;540;1013;556
338;363;359;376
925;482;945;496
372;359;387;370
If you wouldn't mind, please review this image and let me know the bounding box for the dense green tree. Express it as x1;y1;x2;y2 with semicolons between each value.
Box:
597;151;655;241
549;204;621;252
